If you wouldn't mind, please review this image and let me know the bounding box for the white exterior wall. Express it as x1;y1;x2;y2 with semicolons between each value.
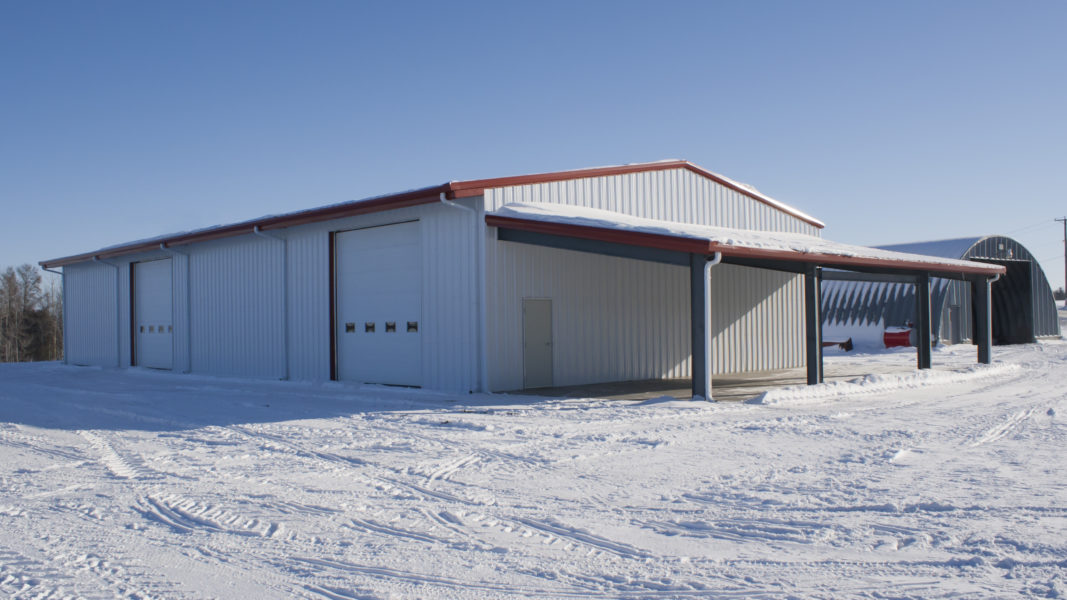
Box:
486;241;805;391
484;168;811;390
64;261;121;367
484;167;821;235
282;200;478;391
63;252;190;371
710;264;804;375
487;243;691;391
60;199;480;392
60;167;813;392
187;236;286;379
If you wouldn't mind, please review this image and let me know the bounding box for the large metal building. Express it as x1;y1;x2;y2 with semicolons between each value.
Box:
822;236;1060;345
42;161;1007;398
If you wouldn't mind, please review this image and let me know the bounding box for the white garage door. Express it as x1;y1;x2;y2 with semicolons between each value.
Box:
335;221;422;386
133;259;173;370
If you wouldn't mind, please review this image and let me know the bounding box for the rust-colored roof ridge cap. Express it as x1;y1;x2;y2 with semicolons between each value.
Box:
449;159;825;229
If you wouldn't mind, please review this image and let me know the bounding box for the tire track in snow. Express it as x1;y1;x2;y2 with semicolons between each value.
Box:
0;427;85;463
644;516;833;545
293;555;793;599
0;546;79;600
343;514;488;551
222;423;498;507
225;424;368;468
292;556;606;598
0;542;176;600
78;430;159;480
508;516;655;560
425;453;479;484
968;407;1037;447
135;493;286;539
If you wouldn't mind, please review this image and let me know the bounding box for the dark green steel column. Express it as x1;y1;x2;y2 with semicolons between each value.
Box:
916;273;932;369
690;253;709;399
805;264;823;385
973;276;993;364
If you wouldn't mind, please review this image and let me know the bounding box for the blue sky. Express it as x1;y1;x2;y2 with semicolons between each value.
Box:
3;1;1066;289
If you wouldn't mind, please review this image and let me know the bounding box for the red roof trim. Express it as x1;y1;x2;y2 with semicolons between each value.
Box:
453;161;825;229
40;160;825;268
40;186;449;268
486;216;1006;277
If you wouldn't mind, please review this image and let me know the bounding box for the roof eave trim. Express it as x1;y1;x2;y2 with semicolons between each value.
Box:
485;215;1006;277
39;185;452;268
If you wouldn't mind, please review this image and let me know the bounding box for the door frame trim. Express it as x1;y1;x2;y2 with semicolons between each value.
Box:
330;219;420;382
521;296;553;389
129;257;174;370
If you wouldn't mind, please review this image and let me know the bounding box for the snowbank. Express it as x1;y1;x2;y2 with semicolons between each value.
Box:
747;362;1023;405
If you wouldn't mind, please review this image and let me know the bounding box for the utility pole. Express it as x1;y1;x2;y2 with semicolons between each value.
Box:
1057;217;1067;309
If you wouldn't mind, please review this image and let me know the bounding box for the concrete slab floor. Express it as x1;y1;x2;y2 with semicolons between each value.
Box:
510;357;931;403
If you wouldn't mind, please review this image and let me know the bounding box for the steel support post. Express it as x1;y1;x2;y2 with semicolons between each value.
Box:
804;264;823;385
973;276;993;364
690;253;710;399
916;272;932;369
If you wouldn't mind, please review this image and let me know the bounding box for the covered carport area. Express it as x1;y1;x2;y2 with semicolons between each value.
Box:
487;205;1006;400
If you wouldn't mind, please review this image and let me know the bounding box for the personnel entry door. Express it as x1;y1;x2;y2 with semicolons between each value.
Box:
335;221;422;386
132;258;173;369
522;298;553;389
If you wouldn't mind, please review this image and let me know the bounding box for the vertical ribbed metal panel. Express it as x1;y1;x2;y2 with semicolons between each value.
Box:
286;229;330;382
821;278;950;335
822;235;1061;343
485;168;820;235
64;262;119;366
485;243;805;391
486;242;690;391
117;263;131;366
418;204;477;391
710;265;804;375
189;236;286;379
284;202;478;391
169;253;191;372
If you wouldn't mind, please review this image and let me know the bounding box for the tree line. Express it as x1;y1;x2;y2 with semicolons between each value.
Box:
1;264;63;362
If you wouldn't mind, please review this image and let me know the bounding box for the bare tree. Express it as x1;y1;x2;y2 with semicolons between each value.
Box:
0;264;63;362
0;267;17;361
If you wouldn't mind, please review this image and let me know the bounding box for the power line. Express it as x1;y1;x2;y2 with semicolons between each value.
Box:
1006;220;1059;235
1055;218;1067;308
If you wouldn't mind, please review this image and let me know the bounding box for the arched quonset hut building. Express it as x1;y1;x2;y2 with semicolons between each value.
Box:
822;236;1060;346
42;161;1006;399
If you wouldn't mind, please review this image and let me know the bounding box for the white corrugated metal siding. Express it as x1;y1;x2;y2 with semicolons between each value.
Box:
60;166;818;392
64;261;121;366
188;236;286;379
284;200;479;391
58;199;479;391
486;243;690;391
485;168;820;235
168;252;191;373
710;264;804;374
64;253;187;370
286;230;330;382
486;242;805;391
484;168;811;391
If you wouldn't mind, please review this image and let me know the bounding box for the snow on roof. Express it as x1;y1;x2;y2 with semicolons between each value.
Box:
489;203;1004;275
876;237;985;260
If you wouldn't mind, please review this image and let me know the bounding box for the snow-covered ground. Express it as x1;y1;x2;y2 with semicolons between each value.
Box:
1;336;1065;598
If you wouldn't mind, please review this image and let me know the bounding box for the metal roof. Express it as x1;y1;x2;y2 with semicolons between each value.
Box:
40;160;823;268
487;204;1005;277
877;237;985;260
